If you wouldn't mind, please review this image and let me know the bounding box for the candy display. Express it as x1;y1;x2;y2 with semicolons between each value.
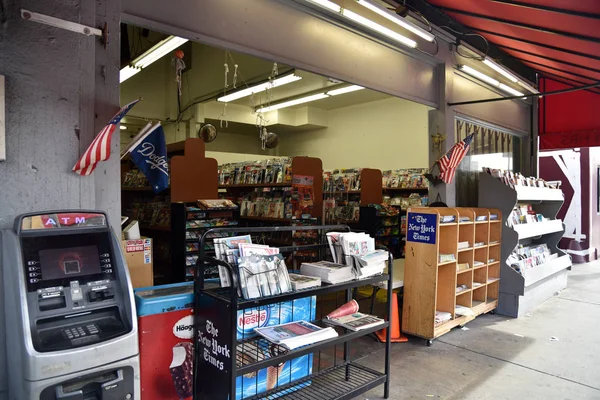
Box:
382;168;428;189
322;169;362;192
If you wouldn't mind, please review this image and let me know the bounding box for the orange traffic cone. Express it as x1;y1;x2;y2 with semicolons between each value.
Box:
376;292;408;343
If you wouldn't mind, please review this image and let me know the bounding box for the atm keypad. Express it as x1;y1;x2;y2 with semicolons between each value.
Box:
62;324;100;341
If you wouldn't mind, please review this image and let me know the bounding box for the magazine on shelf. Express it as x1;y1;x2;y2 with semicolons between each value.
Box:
254;320;338;350
288;273;322;291
300;261;354;284
324;300;384;332
214;235;252;287
237;254;292;299
238;243;280;257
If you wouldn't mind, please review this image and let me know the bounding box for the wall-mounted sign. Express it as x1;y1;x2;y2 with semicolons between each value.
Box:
407;212;437;244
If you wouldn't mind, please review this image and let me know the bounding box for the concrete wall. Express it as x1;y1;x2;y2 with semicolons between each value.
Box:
280;97;429;170
0;1;121;397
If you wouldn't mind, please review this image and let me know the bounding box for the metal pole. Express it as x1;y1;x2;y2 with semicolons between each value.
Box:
448;81;600;107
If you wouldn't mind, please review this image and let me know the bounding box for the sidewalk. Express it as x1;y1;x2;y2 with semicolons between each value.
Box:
356;261;600;399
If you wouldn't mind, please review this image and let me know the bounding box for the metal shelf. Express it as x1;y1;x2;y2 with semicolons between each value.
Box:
203;274;389;311
244;363;387;400
236;322;388;376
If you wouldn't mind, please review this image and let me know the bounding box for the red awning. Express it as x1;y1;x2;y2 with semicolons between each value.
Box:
426;0;600;149
427;0;600;91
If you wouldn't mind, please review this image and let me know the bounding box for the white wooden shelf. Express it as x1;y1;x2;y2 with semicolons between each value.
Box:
512;219;564;240
514;185;564;202
523;255;572;287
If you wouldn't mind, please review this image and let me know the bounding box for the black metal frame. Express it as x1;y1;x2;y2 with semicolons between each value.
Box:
192;224;393;400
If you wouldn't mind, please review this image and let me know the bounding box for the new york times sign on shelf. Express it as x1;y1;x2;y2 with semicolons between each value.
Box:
407;213;437;244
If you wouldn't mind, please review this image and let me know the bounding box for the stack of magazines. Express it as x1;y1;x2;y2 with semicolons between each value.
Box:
325;232;388;279
300;261;354;284
255;321;338;350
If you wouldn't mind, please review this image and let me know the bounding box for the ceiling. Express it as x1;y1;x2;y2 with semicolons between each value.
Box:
408;0;600;94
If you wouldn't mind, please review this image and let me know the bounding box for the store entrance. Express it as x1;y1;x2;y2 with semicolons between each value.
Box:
119;24;433;286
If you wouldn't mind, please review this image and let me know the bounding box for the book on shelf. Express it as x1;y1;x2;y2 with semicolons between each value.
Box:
254;320;339;350
474;242;485;247
440;215;456;223
439;254;456;263
490;213;499;220
324;300;384;331
459;216;471;223
475;215;487;221
458;241;470;250
455;305;475;317
473;261;485;267
457;263;470;272
288;273;322;291
435;311;452;324
300;261;354;284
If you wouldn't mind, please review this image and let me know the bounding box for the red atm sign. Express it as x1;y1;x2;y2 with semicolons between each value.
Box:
21;212;106;230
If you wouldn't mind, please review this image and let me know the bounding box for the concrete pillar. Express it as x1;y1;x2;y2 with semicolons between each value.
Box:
0;1;121;397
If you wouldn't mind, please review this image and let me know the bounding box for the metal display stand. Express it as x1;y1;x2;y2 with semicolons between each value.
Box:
478;172;572;317
192;224;393;400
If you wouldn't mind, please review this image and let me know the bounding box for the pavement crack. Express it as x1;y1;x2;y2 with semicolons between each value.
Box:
556;297;600;306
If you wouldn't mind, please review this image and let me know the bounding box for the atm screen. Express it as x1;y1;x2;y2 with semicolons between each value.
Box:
39;246;102;281
21;231;115;292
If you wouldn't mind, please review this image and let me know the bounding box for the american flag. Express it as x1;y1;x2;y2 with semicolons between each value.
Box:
72;99;140;176
438;133;474;184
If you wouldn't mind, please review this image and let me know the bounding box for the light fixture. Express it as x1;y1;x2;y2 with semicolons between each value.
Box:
483;58;519;83
120;36;189;83
460;65;500;87
305;0;341;12
498;83;525;97
217;74;302;103
120;125;127;130
355;0;435;42
256;93;329;113
517;80;540;95
303;0;417;48
120;66;141;83
326;85;364;96
461;65;526;98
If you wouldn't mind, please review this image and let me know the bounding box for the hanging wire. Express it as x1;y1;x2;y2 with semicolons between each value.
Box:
441;25;490;60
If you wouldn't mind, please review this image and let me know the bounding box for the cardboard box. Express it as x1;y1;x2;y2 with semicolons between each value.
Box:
121;238;153;288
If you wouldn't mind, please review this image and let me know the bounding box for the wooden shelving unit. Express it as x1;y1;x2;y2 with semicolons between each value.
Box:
402;207;502;343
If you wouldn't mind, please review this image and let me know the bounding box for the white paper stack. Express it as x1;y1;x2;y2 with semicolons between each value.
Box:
354;250;388;278
300;261;354;284
288;273;321;291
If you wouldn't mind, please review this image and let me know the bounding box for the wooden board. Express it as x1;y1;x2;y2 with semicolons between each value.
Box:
292;156;323;218
170;138;218;203
360;168;383;206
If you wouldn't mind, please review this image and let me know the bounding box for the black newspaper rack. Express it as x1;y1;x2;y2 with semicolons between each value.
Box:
192;224;393;400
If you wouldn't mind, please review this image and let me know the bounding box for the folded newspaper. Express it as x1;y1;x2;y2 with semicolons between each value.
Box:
254;321;338;350
324;300;384;332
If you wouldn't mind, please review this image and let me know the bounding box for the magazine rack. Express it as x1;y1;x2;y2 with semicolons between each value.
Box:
192;224;393;400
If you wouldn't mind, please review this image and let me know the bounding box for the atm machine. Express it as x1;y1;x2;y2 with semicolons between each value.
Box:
1;211;140;399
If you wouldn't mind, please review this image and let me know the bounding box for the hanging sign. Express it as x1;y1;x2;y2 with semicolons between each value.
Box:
407;212;437;244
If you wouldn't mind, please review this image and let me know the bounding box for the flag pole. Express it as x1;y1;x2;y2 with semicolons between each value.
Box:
120;122;153;160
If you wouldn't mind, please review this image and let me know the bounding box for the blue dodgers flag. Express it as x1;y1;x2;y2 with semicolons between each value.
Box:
129;124;169;193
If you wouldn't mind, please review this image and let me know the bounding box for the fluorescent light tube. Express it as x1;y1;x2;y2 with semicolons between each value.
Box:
134;36;189;69
356;0;435;42
120;36;188;83
483;58;519;83
343;9;417;48
498;83;525;97
327;85;365;96
305;0;341;12
517;80;540;94
120;125;127;130
218;74;302;103
257;93;329;113
120;66;140;83
460;65;500;87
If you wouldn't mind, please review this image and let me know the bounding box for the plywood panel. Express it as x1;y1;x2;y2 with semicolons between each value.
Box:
360;168;383;206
